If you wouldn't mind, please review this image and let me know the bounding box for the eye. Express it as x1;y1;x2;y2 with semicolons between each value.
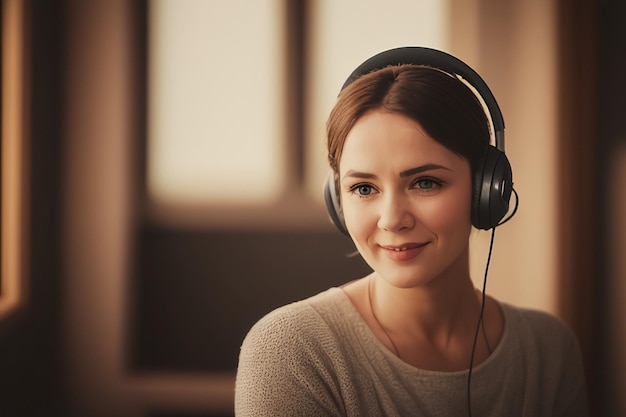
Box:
349;184;377;197
412;178;441;191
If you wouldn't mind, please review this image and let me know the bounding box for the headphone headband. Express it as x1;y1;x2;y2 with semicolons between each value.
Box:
341;47;505;151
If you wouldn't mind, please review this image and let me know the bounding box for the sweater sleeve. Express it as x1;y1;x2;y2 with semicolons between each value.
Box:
235;304;345;417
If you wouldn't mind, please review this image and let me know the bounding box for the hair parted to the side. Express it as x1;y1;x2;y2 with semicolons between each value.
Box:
326;64;491;179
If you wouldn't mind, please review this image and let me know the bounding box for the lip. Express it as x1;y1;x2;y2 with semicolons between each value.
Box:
379;242;429;262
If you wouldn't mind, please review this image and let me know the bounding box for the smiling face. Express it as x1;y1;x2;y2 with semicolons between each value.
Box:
339;110;473;289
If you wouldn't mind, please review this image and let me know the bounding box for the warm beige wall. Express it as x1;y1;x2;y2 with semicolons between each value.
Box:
450;0;559;315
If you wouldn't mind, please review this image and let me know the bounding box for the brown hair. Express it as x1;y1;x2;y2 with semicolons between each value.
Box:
326;64;490;177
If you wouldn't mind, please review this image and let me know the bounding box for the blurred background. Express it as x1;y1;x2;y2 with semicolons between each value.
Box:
0;0;623;416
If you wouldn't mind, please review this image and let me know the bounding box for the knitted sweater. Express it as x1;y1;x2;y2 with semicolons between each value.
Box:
235;287;588;417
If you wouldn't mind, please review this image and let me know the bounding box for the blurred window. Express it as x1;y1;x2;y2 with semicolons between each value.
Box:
148;0;286;206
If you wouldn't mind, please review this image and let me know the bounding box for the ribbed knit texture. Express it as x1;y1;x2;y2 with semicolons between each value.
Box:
235;287;588;417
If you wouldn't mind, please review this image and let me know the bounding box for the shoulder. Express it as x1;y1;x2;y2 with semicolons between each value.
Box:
246;288;341;338
502;303;575;337
500;303;580;355
238;287;351;370
502;303;574;335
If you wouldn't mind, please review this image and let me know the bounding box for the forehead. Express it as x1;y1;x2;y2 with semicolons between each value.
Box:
339;110;467;175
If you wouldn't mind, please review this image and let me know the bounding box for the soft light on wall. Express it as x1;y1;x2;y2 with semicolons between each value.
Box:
148;0;286;206
0;0;29;319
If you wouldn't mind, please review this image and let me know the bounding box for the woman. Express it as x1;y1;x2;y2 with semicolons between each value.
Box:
235;47;588;417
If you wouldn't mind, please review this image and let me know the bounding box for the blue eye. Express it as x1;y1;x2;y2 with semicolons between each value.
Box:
356;185;374;195
416;179;435;189
412;178;441;190
348;183;376;197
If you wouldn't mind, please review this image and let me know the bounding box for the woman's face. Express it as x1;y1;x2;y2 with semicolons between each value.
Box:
339;110;473;289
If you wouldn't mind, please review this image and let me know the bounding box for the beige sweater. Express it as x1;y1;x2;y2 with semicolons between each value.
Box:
235;287;588;417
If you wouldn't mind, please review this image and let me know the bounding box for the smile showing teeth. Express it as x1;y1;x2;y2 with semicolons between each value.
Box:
381;243;427;261
383;243;425;252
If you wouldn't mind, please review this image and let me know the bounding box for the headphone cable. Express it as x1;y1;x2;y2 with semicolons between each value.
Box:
496;189;519;227
467;226;496;417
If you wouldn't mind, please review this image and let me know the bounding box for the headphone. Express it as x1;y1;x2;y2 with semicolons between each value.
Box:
323;46;514;233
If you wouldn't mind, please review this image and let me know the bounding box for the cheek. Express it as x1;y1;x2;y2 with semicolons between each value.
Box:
428;185;473;235
342;198;370;238
341;197;380;253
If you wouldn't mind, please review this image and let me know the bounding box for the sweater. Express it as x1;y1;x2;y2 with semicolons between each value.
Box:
235;287;588;417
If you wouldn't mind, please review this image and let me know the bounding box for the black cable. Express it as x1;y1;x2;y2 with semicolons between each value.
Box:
466;188;518;416
467;227;496;417
496;188;519;227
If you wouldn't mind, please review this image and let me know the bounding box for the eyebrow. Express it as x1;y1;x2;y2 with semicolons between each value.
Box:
342;163;452;180
399;164;452;177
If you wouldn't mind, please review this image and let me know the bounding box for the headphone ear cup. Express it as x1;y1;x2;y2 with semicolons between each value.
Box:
324;173;349;235
472;145;513;229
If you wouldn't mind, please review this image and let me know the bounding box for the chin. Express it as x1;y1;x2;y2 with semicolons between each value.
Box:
374;266;439;289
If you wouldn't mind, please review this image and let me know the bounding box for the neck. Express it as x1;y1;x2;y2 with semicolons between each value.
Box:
373;278;478;339
369;250;482;346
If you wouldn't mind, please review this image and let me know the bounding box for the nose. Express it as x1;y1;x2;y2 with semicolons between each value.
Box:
376;191;415;232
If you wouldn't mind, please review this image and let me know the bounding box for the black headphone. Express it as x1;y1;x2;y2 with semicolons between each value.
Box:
323;46;514;234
